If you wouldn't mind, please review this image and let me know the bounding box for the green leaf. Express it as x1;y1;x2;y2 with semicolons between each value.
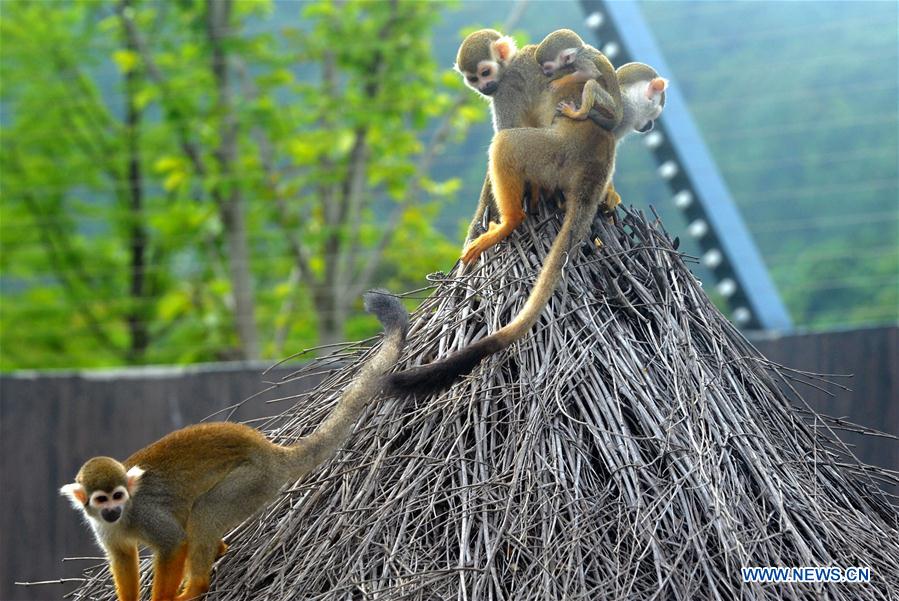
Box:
112;49;139;74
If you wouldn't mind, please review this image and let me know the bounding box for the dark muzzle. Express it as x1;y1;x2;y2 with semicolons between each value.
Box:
480;81;498;96
101;507;122;523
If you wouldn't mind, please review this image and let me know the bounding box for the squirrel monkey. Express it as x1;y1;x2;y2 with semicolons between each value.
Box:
381;54;661;399
61;292;408;601
455;29;557;241
535;29;623;129
595;62;669;211
536;30;668;212
610;62;668;139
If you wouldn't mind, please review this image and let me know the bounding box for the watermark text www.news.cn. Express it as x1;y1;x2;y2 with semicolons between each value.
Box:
741;566;871;584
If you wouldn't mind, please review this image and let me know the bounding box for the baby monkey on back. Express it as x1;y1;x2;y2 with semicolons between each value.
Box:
537;29;667;136
537;29;623;129
537;29;668;211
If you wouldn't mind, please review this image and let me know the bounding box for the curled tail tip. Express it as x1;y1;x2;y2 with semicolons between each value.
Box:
363;289;409;334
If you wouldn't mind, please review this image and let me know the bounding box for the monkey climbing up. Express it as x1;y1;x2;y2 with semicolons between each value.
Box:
381;45;670;400
536;29;668;212
60;291;408;601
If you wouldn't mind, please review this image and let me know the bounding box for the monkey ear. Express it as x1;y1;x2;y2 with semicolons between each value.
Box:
60;483;88;508
126;466;145;494
645;78;668;99
491;36;518;62
560;48;578;66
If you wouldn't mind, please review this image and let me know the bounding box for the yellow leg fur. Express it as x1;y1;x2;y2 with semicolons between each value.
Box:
109;544;140;601
461;211;526;264
150;543;188;601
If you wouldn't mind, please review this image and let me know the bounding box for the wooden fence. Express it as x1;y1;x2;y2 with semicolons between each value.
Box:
1;327;896;600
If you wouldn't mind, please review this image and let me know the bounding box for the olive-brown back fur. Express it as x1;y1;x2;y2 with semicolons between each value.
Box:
490;44;556;130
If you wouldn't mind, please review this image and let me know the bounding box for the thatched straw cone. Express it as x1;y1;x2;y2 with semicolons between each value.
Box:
71;204;899;600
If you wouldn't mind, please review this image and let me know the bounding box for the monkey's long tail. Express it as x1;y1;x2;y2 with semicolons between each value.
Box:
283;290;409;477
382;191;602;399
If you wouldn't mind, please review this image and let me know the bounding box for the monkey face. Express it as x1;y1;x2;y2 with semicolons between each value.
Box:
456;32;517;98
461;60;501;96
541;47;578;76
88;486;130;523
61;459;144;526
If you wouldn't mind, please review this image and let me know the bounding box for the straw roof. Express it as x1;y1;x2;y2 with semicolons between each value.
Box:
70;204;899;600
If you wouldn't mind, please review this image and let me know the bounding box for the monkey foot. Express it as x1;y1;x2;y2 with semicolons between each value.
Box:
603;189;622;211
461;238;490;265
216;541;228;560
175;584;209;601
461;223;503;265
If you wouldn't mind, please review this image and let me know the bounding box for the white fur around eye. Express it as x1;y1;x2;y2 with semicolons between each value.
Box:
477;64;492;77
90;485;129;507
90;491;110;505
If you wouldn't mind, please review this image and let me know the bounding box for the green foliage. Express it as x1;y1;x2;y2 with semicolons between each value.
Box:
0;0;484;369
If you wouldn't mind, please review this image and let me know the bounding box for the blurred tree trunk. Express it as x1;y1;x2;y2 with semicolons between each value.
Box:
122;0;149;361
206;0;259;359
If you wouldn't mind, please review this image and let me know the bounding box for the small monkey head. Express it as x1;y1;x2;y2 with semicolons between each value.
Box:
617;62;668;135
455;29;518;97
61;457;144;525
535;29;585;77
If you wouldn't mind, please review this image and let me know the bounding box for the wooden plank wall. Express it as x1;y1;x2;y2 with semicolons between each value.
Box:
752;326;898;478
1;327;896;600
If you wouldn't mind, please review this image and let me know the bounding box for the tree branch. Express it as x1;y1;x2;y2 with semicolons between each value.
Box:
116;0;207;176
15;182;122;354
121;0;150;361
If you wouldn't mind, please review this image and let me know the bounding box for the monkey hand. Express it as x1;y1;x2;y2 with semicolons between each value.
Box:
557;101;585;119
